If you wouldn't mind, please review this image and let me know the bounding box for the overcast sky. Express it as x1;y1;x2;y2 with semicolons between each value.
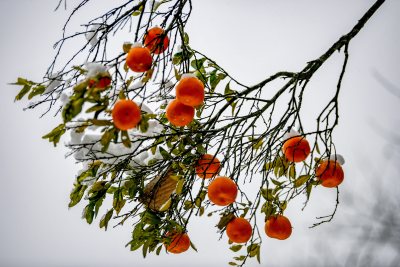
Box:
1;1;399;267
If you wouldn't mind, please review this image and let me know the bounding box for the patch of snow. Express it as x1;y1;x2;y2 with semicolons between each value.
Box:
85;25;101;47
329;154;345;165
84;62;108;78
180;73;196;80
44;72;63;94
283;128;300;141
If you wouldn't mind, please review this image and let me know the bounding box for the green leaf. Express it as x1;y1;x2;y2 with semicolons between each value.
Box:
288;165;296;179
42;123;66;146
306;183;312;199
69;184;88;208
191;58;206;71
247;244;260;258
280;200;287;211
315;142;321;154
99;209;113;230
265;162;274;171
113;190;126;215
196;144;206;154
123;42;132;53
142;240;149;258
234;255;246;261
228;262;238;266
121;130;131;148
12;77;32;86
224;82;238;115
271;178;283;186
89;119;112;126
175;179;184;195
100;128;115;152
62;98;84;122
72;65;87;75
173;54;183;66
209;70;226;93
217;212;235;230
183;32;190;45
156;245;163;255
159;147;172;160
230;245;243;252
28;85;46;100
190;241;198;252
294;175;311;188
84;204;94;224
15;85;32;101
86;105;107;113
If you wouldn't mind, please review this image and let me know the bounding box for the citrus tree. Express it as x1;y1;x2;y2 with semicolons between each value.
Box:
12;0;385;265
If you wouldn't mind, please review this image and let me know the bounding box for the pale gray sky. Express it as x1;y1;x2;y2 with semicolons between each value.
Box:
1;1;399;267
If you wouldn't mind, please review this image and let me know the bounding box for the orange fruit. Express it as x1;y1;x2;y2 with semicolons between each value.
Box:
176;75;205;107
88;76;111;89
207;176;238;206
144;27;169;54
165;99;194;127
226;217;252;243
315;160;344;188
265;215;292;240
282;136;310;162
112;99;142;130
164;232;191;254
195;154;221;179
126;46;152;73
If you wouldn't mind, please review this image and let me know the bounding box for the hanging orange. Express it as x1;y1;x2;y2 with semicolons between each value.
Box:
165;99;195;127
112;99;142;130
126;46;152;73
144;27;169;54
164;232;191;254
315;160;344;188
88;76;111;89
282;136;310;162
195;154;221;179
265;215;292;240
176;75;205;107
207;176;238;206
226;217;252;243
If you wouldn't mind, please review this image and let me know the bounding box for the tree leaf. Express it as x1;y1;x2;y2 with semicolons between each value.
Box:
99;209;113;230
230;245;243;252
42;123;66;146
15;84;32;101
294;175;311;188
28;85;45;99
217;212;235;230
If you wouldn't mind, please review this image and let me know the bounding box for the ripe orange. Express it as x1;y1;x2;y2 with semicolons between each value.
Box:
195;154;221;179
165;99;195;127
315;160;344;188
265;215;292;240
164;232;191;254
143;27;169;54
226;217;252;243
88;76;111;89
126;46;152;73
112;99;142;130
175;75;205;107
207;176;238;206
282;136;310;162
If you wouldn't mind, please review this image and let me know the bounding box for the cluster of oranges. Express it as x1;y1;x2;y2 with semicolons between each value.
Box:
103;27;345;254
163;153;295;254
166;74;205;127
110;26;206;131
110;27;171;131
282;135;345;188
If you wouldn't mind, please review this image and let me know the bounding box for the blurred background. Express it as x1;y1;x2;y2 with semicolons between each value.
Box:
0;0;399;266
